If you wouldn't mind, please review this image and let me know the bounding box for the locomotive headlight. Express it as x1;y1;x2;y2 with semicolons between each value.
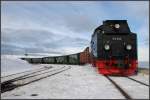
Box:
104;44;110;50
126;44;132;50
115;24;120;29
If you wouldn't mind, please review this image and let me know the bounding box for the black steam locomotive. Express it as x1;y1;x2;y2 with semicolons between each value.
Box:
91;20;138;76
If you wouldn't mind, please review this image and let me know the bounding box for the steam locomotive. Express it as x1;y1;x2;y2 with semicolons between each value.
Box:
90;20;138;76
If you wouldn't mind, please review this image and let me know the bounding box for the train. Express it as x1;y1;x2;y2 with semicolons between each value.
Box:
91;20;138;76
21;47;90;65
21;20;138;76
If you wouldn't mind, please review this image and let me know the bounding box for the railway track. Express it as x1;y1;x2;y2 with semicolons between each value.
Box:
1;66;53;83
1;66;52;83
105;76;149;99
1;66;71;93
105;76;132;99
126;77;149;87
1;66;47;78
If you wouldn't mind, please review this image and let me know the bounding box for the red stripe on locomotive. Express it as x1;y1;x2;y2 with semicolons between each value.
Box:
92;59;138;76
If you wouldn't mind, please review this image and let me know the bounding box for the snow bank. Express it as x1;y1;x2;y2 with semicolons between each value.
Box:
1;55;42;76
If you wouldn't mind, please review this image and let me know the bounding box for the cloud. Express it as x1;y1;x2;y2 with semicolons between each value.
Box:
105;1;149;19
122;1;149;19
1;1;107;39
1;28;89;55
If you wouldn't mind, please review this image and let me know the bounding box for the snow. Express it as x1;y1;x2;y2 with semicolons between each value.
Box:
109;76;149;99
1;64;124;99
1;65;52;83
1;55;45;77
129;73;149;85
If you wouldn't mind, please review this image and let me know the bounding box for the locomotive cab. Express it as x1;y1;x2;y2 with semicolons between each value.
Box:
91;20;138;76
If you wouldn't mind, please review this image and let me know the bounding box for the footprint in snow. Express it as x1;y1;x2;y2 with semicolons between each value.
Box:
31;94;38;96
64;74;71;77
13;91;25;96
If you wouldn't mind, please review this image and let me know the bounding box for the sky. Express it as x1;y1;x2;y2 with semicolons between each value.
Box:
1;1;149;61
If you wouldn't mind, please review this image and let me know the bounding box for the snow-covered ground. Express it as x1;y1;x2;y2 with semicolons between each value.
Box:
129;73;149;85
110;76;149;99
2;64;125;99
1;55;149;99
1;55;46;77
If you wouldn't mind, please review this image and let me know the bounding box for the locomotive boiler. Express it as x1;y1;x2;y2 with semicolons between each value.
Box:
90;20;138;76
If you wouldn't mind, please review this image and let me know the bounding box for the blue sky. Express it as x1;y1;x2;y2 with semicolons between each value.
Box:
1;1;149;61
